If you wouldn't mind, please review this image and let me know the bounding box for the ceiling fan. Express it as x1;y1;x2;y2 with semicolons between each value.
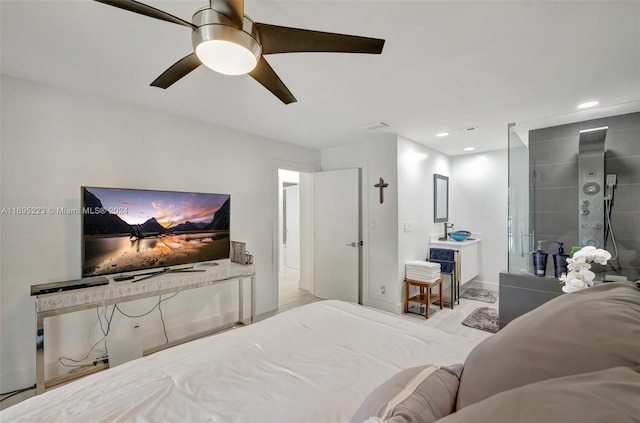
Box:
95;0;386;104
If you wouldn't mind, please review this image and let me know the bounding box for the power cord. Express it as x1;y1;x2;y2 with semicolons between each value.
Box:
0;384;36;403
114;291;179;344
604;197;621;276
58;306;115;370
57;291;180;370
158;294;168;344
2;294;182;402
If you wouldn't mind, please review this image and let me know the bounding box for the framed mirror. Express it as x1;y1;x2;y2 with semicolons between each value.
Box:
434;174;449;222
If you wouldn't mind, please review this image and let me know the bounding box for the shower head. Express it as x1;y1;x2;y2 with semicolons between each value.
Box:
579;126;608;156
605;173;617;201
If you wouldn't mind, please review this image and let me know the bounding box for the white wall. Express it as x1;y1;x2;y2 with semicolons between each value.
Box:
0;75;320;391
322;136;507;310
450;149;508;287
397;136;451;302
0;75;511;391
320;135;398;312
322;135;455;313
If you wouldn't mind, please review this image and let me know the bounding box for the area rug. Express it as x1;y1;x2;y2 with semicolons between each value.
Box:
461;307;499;333
460;287;498;303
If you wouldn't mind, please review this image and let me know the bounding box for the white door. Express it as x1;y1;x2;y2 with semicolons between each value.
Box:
314;168;360;302
284;184;300;269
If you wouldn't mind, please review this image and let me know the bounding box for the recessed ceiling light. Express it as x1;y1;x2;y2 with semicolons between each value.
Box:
578;101;599;109
436;132;449;137
463;147;475;152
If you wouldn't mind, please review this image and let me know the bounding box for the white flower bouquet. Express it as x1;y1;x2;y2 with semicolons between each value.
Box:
559;246;611;293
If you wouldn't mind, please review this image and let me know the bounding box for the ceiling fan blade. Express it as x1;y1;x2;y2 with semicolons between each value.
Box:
151;53;202;89
255;23;385;55
248;57;297;105
94;0;196;29
210;0;244;29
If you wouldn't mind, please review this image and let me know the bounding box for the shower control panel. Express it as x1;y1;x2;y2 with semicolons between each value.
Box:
577;127;608;248
579;173;604;248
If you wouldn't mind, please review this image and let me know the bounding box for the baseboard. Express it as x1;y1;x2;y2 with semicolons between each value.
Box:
363;297;402;315
142;310;238;347
1;367;34;394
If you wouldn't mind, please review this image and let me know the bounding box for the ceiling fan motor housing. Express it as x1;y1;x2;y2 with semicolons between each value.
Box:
191;7;262;74
92;0;384;102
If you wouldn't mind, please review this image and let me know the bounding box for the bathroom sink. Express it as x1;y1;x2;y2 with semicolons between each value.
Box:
450;231;471;241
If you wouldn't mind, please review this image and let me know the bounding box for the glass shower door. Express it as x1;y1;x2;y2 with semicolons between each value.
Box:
508;124;532;273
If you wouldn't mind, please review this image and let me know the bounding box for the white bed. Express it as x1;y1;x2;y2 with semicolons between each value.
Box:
2;300;484;422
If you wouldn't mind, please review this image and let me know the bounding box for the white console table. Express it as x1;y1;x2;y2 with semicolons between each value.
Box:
32;261;255;394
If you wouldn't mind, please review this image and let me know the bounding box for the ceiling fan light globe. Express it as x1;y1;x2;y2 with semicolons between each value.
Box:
192;19;261;76
196;40;258;75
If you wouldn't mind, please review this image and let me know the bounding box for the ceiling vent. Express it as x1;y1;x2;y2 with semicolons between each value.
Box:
364;122;390;131
453;126;479;133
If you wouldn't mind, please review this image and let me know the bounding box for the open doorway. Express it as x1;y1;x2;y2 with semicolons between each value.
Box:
278;169;316;311
281;169;300;297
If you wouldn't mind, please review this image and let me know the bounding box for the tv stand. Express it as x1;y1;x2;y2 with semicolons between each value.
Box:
111;266;208;282
32;260;255;394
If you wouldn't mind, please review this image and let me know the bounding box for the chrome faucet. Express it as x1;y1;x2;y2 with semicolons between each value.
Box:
439;223;454;240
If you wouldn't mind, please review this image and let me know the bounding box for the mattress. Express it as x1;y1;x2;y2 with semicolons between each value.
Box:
2;300;484;422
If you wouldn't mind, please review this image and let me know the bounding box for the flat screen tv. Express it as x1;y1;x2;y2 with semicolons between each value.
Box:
82;187;230;277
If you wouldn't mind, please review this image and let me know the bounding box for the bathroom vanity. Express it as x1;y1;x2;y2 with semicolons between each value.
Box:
429;238;480;285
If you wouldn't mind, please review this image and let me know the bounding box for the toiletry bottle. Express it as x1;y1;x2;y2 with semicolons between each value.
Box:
532;240;548;277
552;241;569;278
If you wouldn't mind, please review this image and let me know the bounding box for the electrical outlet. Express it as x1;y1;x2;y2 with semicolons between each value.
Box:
131;320;141;329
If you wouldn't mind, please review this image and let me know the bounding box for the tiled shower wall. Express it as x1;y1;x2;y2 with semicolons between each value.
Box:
529;112;639;280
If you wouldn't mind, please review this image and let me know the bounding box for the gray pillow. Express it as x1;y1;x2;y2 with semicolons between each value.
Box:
456;282;640;409
350;364;462;423
439;366;640;423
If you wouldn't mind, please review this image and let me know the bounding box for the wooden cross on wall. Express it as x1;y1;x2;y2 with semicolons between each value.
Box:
374;177;389;204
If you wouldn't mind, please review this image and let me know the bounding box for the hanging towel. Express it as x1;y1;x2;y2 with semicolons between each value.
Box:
429;248;455;273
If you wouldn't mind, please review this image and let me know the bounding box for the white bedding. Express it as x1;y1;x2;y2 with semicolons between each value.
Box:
3;300;484;422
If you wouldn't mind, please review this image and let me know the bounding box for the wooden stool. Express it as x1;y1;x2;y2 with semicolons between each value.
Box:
404;277;443;319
